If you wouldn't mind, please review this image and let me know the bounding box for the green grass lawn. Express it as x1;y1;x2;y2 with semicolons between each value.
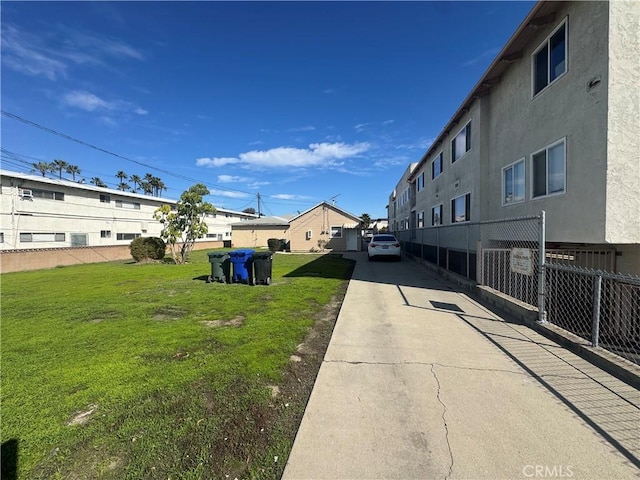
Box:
1;251;354;479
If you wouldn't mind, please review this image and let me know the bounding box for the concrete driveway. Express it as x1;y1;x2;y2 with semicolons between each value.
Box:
282;252;640;480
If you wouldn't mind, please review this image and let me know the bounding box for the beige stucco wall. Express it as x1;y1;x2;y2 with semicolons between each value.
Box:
288;204;360;252
606;0;640;244
231;225;289;249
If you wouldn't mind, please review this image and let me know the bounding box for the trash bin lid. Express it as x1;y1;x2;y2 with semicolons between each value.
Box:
230;249;255;257
253;252;273;259
208;252;229;258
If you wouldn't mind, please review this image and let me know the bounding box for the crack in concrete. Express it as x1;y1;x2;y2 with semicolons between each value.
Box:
324;359;527;377
430;364;453;480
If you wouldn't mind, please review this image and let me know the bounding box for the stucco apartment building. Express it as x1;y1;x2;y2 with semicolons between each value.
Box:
389;0;639;275
0;169;257;250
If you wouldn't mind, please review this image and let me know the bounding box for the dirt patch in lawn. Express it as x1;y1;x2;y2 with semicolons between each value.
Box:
201;315;245;328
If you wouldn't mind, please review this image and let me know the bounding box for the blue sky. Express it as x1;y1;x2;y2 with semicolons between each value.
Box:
1;1;535;219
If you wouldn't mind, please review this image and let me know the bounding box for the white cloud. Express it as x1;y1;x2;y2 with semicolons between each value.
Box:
217;175;250;183
462;47;500;67
288;125;316;132
196;157;239;167
382;120;395;125
323;88;335;94
208;189;250;199
270;194;312;200
248;181;270;189
134;108;148;115
1;24;143;80
63;90;113;111
197;142;370;170
354;123;369;132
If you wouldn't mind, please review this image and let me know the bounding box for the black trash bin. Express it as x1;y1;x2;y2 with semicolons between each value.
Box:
253;251;273;285
207;252;230;283
229;249;255;284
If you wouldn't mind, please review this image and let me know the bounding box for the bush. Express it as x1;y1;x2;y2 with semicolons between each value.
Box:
130;236;166;262
267;238;289;253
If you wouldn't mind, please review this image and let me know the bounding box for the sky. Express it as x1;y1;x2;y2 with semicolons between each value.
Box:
1;1;535;219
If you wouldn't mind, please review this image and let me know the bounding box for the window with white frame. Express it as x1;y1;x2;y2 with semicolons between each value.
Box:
533;21;567;96
116;233;141;241
115;200;141;209
503;159;526;205
417;211;424;228
330;225;342;238
100;230;111;238
451;193;471;223
100;194;110;203
432;152;443;179
532;139;565;198
452;122;471;163
20;232;65;242
431;204;442;226
417;172;425;192
32;189;64;201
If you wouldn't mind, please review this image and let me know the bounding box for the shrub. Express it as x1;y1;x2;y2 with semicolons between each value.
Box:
268;238;287;253
130;236;166;262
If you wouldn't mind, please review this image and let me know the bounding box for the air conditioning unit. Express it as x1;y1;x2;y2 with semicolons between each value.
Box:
306;230;312;240
19;188;33;199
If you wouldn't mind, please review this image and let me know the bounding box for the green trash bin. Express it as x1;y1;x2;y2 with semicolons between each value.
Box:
207;252;230;283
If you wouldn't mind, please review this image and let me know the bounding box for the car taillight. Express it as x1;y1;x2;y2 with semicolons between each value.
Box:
370;243;377;247
394;243;400;247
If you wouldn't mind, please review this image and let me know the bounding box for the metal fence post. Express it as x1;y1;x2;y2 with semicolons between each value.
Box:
466;224;470;279
436;227;440;267
591;274;602;348
538;211;547;323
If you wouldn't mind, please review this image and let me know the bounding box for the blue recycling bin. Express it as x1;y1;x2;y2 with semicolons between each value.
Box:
229;249;255;284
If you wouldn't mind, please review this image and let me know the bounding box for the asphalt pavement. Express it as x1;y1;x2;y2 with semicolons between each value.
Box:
282;252;640;480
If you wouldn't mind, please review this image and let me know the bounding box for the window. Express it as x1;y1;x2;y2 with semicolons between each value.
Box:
452;122;471;163
503;159;526;205
532;139;566;198
417;211;424;228
115;200;141;209
100;194;110;203
20;232;65;242
32;189;64;201
330;226;342;238
116;233;141;241
417;172;425;192
101;230;111;238
0;232;4;243
432;152;443;179
533;21;567;96
451;193;471;223
431;204;442;226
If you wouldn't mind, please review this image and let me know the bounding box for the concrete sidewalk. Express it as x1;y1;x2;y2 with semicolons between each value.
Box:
282;253;640;480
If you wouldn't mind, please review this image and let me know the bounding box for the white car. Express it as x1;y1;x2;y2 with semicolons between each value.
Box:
367;234;401;261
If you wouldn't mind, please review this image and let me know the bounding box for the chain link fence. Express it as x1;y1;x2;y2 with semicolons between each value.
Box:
478;215;542;308
545;264;640;365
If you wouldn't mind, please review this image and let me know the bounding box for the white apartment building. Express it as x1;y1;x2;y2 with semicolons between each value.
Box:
0;170;257;250
389;0;639;275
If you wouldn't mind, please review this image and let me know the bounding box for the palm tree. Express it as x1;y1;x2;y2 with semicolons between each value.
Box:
66;164;81;181
32;161;50;177
140;181;153;195
115;171;129;190
155;178;167;197
117;182;131;191
51;159;68;179
130;174;142;193
90;177;107;188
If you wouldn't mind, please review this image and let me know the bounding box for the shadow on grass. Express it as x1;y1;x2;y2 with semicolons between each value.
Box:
1;439;18;480
284;254;355;280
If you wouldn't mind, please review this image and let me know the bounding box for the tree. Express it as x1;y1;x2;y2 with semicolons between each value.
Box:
130;174;142;193
66;164;81;181
141;181;153;195
361;213;371;231
52;159;68;179
154;184;216;264
32;162;50;177
243;207;256;215
90;177;107;187
115;171;129;190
